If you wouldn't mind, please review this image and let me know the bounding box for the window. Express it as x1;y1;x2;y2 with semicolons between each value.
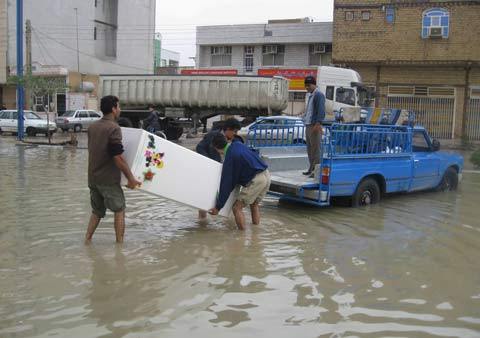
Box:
412;132;430;152
345;11;354;21
309;44;324;66
244;46;254;72
94;27;97;40
78;112;89;118
335;88;356;106
422;8;449;39
89;112;101;118
262;45;284;66
0;111;7;119
95;0;98;7
386;6;395;23
361;11;371;21
288;92;306;102
211;46;232;66
325;86;334;100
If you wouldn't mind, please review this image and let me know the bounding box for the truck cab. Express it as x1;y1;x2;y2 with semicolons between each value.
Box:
312;66;374;117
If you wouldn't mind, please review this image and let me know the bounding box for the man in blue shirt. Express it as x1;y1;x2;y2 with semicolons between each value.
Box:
303;76;326;177
208;133;271;230
196;118;241;220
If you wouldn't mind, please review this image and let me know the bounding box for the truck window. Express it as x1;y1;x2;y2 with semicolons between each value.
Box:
412;131;430;152
325;86;334;100
336;88;355;106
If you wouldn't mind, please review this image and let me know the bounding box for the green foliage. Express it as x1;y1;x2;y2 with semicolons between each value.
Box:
7;75;68;97
471;149;480;168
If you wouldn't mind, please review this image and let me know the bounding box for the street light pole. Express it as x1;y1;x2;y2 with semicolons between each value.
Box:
16;0;24;141
74;7;82;91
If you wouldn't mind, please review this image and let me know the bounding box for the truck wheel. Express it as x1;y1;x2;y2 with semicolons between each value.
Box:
26;127;37;137
436;167;458;192
352;178;381;207
117;117;133;128
73;124;82;133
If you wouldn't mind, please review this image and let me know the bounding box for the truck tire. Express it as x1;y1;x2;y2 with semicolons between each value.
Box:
117;117;133;128
26;127;37;137
352;178;381;207
436;167;458;192
165;126;183;141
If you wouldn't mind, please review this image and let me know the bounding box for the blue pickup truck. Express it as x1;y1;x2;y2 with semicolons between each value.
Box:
247;122;464;207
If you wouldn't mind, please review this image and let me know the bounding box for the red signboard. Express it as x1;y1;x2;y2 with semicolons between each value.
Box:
258;68;317;90
181;69;238;76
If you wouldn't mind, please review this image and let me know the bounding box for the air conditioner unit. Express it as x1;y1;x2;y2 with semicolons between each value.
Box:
313;44;326;53
428;27;443;38
264;45;278;54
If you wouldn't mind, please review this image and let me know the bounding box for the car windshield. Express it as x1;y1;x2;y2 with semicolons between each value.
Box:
62;111;76;117
25;112;41;119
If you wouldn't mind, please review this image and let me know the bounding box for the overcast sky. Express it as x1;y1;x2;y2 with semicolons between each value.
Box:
155;0;334;66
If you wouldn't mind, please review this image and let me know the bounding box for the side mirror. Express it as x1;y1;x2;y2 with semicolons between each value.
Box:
432;139;441;151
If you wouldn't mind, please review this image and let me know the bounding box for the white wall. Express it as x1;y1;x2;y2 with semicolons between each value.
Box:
7;0;155;75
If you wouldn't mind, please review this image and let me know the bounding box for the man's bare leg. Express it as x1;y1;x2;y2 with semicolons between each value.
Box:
250;202;260;225
85;213;101;244
232;201;246;230
114;210;126;243
198;210;207;220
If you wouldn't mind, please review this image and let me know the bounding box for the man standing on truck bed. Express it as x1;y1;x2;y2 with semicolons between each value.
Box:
85;95;141;244
303;76;326;177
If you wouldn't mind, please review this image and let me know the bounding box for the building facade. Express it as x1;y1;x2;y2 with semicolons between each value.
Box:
333;0;480;140
1;0;155;112
196;19;333;115
6;0;155;75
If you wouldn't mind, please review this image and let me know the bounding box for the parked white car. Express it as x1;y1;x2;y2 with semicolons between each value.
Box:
238;116;306;145
55;110;102;132
0;110;57;136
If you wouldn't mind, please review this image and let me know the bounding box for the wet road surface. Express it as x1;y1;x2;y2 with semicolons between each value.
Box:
1;135;480;337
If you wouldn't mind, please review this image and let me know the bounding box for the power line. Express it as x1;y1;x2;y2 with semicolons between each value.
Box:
32;29;60;65
33;27;153;72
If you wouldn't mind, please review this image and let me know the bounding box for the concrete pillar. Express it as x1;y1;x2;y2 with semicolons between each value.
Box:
454;86;466;139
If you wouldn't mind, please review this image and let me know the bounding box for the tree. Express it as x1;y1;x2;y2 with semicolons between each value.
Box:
8;75;68;143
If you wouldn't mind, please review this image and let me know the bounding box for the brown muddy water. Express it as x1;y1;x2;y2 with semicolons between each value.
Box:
1;136;480;337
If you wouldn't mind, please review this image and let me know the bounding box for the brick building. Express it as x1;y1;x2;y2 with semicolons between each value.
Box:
196;19;333;115
333;0;480;140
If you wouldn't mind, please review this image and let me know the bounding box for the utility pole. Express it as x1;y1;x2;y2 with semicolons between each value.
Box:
16;0;24;141
74;7;82;91
25;19;31;76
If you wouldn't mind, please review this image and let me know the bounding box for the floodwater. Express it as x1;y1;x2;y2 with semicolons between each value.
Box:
1;135;480;338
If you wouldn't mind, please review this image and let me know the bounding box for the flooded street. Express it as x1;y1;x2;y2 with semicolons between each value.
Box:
1;135;480;337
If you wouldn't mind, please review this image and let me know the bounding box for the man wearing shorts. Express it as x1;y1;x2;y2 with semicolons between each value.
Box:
85;95;141;243
195;117;241;220
208;133;271;230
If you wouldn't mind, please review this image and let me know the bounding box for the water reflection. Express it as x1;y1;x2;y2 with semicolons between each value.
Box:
0;138;479;337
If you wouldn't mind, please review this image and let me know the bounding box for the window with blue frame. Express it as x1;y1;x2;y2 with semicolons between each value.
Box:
385;6;395;24
422;8;449;39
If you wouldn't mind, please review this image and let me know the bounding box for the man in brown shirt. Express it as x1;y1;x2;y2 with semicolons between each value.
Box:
85;95;141;243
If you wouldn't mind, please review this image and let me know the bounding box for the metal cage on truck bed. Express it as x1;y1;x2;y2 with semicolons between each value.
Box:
248;122;415;207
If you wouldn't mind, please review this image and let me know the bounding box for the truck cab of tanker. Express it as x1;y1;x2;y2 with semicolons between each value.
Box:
311;66;373;117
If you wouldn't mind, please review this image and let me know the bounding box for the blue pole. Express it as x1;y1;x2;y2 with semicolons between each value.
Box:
16;0;24;141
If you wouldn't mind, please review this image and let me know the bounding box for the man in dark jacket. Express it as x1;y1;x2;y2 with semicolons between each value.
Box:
303;76;326;177
208;133;271;230
196;118;241;220
143;104;161;133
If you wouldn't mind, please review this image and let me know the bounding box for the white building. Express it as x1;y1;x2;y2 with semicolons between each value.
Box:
160;48;180;67
6;0;155;75
196;18;333;115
